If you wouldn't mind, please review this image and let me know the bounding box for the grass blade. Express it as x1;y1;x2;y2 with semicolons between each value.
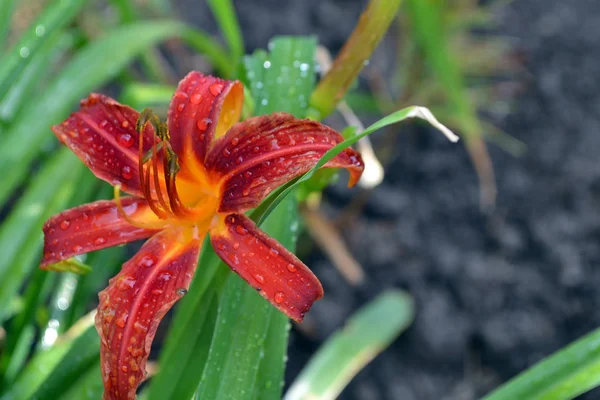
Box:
483;326;600;400
0;0;87;98
254;105;458;225
0;314;98;400
285;290;414;400
0;21;186;209
0;149;83;323
207;0;244;70
0;32;74;121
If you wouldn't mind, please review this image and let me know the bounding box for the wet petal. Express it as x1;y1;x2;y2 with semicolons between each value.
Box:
205;113;364;213
41;198;161;267
210;213;323;322
95;227;203;400
51;94;158;196
167;71;243;176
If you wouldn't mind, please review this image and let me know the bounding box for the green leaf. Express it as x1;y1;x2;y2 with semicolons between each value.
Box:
0;32;74;121
59;363;103;400
207;0;244;69
255;105;458;225
0;21;187;209
0;314;99;400
0;0;87;99
483;326;600;400
120;83;176;110
244;36;317;116
195;36;318;400
0;149;83;324
285;290;414;400
179;26;235;78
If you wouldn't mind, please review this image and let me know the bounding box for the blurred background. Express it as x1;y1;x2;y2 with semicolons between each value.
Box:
2;0;599;399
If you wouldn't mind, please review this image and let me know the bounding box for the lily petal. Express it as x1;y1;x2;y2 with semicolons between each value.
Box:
205;113;364;213
210;213;323;322
167;71;243;176
42;198;161;267
51;94;158;196
95;227;203;400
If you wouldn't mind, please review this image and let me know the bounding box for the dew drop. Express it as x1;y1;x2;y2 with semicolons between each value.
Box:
116;312;129;328
242;188;250;196
60;220;71;230
235;225;248;235
197;118;211;131
121;120;130;129
231;137;240;146
209;83;224;96
190;93;202;104
151;289;163;295
177;288;188;296
177;103;185;112
72;245;83;253
274;291;285;304
118;133;134;148
121;166;133;179
139;255;156;268
99;120;109;128
254;274;265;284
19;47;29;58
243;171;252;179
287;263;297;273
94;237;106;245
232;242;240;250
269;248;279;257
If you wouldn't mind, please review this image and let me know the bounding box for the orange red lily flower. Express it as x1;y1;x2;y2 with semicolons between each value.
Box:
40;71;363;399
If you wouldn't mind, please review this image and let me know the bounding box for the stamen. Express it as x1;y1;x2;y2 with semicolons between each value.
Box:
113;185;167;230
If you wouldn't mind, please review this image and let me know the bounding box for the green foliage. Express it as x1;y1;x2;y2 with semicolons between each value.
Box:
285;291;414;400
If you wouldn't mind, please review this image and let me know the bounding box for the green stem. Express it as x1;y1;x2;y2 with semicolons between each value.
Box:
309;0;402;119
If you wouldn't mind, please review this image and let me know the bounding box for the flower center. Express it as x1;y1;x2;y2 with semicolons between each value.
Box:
114;109;218;230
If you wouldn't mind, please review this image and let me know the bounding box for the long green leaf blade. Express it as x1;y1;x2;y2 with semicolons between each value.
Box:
0;21;186;209
0;149;83;323
483;326;600;400
0;0;87;98
0;314;98;400
285;290;414;400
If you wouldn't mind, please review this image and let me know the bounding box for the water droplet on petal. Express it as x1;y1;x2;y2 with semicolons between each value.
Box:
121;166;133;179
72;245;83;253
139;255;156;268
209;83;224;96
269;248;279;257
274;291;285;304
231;137;240;146
117;133;134;147
287;263;297;273
60;220;71;230
254;274;265;284
233;242;240;250
197;118;211;131
190;93;202;104
94;237;106;245
235;225;248;235
177;288;188;296
177;103;185;112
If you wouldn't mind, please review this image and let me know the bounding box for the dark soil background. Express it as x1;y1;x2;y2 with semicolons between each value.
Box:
176;0;600;399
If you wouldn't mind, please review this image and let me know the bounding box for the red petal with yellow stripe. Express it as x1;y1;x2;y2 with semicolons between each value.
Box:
41;198;160;267
205;113;364;213
167;71;243;176
51;94;159;197
210;213;323;322
95;227;203;400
